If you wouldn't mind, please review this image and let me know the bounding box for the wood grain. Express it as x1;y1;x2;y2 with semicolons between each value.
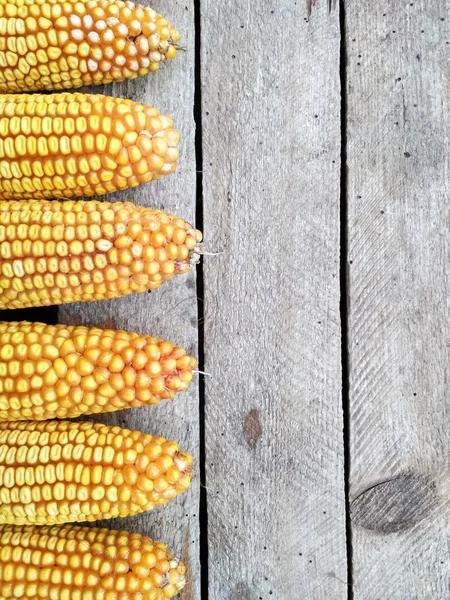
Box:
201;0;347;597
347;0;450;596
58;1;201;598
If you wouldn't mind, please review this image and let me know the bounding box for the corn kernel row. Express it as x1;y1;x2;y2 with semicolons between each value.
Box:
0;93;179;200
0;0;180;93
0;523;186;599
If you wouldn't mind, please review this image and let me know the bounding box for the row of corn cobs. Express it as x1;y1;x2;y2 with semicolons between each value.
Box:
0;0;197;597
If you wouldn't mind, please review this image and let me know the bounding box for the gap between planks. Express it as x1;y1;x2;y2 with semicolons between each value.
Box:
193;0;209;598
339;0;354;598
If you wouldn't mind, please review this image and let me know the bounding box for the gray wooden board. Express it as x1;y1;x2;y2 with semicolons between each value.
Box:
346;1;450;597
59;1;201;599
201;1;347;598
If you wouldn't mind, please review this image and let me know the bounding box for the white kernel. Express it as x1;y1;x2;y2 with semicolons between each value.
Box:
137;37;149;54
103;46;114;59
128;59;139;71
71;29;84;41
139;57;150;69
69;14;81;27
102;29;114;42
95;19;107;31
149;33;160;49
87;31;100;44
116;23;128;37
106;17;119;27
87;59;98;71
96;240;112;252
115;55;126;66
129;20;141;33
83;15;93;29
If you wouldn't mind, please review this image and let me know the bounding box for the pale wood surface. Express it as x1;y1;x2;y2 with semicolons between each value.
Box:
347;0;450;597
59;1;201;599
201;1;347;598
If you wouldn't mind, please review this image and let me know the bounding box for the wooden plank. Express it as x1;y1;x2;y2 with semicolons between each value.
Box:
59;1;201;599
201;1;347;598
347;1;450;597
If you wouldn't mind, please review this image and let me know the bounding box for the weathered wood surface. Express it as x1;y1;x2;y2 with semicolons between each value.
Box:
347;0;450;597
59;1;201;598
201;1;347;598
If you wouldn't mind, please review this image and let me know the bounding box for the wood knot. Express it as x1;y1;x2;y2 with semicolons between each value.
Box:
243;409;262;448
351;474;437;534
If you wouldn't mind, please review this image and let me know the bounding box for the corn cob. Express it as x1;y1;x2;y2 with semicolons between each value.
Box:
0;320;196;422
0;0;180;93
0;92;179;200
0;524;186;599
0;200;202;309
0;420;193;526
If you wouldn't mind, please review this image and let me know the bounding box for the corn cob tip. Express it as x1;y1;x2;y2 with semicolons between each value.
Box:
179;227;203;273
0;0;180;93
0;420;193;526
0;523;186;599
